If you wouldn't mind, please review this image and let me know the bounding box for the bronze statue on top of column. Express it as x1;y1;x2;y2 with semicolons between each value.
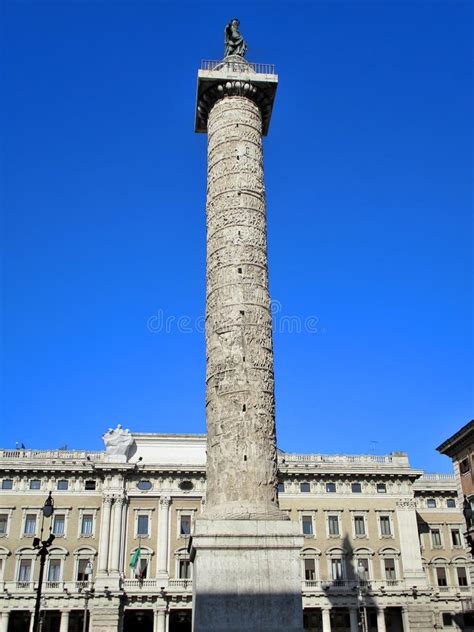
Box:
224;19;247;58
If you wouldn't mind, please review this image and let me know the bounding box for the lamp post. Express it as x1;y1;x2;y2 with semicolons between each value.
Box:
32;492;55;632
357;561;368;632
82;561;94;632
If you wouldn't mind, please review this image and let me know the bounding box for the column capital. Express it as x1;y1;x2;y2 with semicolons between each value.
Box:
195;58;278;136
160;495;171;508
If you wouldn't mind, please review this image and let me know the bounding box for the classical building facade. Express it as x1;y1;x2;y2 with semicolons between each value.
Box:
438;419;474;620
0;429;470;632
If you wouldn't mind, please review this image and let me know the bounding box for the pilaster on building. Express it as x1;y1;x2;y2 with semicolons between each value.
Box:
0;429;470;632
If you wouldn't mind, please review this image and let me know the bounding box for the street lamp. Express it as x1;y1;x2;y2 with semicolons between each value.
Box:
356;562;368;632
81;561;94;632
32;492;55;632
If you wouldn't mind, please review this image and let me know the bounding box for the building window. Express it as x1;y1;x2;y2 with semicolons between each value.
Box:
137;480;152;491
377;483;386;494
326;482;336;493
52;514;65;536
77;559;93;581
24;514;37;535
81;515;93;536
330;558;343;580
451;529;462;547
446;498;456;508
302;516;313;536
29;480;41;490
351;483;362;493
436;567;447;587
328;515;340;536
1;480;13;490
457;567;468;587
0;514;8;535
304;558;316;581
179;480;194;491
137;514;149;536
57;480;68;491
277;482;285;493
18;559;32;582
179;560;191;579
300;482;310;493
354;516;366;536
431;529;442;548
47;559;61;582
427;499;437;508
180;515;191;536
442;613;454;627
460;458;470;474
357;558;370;581
384;558;396;581
84;480;96;491
379;516;392;536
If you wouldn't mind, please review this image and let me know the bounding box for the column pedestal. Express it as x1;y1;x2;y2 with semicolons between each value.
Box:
191;519;304;632
0;612;9;632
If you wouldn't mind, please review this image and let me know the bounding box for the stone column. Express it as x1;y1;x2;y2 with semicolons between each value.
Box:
29;612;34;632
154;609;167;632
59;611;69;632
110;497;125;573
192;53;304;632
98;496;113;573
203;91;281;521
349;608;358;632
401;607;410;632
0;613;9;632
321;608;331;632
157;496;171;575
377;608;386;632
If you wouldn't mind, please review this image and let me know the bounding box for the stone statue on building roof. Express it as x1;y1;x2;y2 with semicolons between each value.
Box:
103;424;134;461
224;19;247;58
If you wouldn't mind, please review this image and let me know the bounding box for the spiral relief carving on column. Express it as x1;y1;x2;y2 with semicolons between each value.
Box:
204;96;283;520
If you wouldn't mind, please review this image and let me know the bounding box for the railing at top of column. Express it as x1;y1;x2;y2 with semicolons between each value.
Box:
201;59;276;75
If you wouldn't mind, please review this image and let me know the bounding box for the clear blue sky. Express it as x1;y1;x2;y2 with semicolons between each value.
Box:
1;1;472;472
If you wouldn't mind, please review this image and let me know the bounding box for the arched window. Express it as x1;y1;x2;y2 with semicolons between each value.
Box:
378;547;401;585
429;557;450;589
174;547;191;580
452;556;470;590
15;547;36;586
326;547;347;583
45;547;68;587
0;547;10;583
129;546;153;580
300;547;321;582
73;546;97;586
353;547;375;583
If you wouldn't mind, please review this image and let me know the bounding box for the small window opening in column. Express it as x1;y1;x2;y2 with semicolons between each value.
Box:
243;455;247;461
238;267;242;274
240;310;245;315
242;404;246;412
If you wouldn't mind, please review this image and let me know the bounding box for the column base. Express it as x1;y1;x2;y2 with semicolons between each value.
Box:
191;519;304;632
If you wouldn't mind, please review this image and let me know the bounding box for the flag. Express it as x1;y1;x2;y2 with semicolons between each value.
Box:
129;547;141;578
